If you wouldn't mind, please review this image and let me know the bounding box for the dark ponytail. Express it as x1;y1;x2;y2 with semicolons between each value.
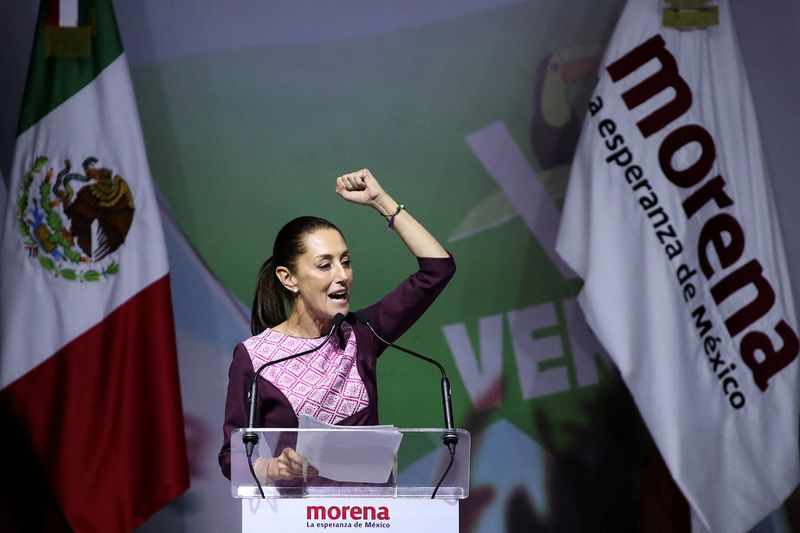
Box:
250;216;343;335
250;257;288;335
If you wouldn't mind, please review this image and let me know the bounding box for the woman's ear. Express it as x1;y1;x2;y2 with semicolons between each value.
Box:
275;265;297;293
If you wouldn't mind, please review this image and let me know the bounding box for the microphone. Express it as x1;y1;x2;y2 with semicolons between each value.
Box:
242;313;346;482
355;310;458;453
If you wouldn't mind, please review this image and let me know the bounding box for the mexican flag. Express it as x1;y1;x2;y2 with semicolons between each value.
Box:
556;0;799;531
0;0;189;530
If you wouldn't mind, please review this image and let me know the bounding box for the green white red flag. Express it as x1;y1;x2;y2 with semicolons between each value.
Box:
0;0;189;530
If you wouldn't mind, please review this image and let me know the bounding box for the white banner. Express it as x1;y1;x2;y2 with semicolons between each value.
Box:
556;0;800;531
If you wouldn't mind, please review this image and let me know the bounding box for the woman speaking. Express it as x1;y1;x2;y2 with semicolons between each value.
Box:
218;169;455;482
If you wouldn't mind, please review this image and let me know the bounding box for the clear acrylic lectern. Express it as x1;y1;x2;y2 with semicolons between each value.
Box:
230;427;470;532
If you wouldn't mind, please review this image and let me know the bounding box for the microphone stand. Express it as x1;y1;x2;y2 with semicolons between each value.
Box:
356;311;459;498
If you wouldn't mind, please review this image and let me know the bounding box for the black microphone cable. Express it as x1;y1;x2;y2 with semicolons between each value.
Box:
355;310;459;499
243;313;346;498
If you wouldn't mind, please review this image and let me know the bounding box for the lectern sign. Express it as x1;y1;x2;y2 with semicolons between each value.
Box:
242;498;458;532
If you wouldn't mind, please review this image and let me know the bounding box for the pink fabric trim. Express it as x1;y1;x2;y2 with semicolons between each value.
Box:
244;323;369;424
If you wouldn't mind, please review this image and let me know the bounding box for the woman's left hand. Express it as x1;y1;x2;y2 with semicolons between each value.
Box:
338;168;448;258
336;169;388;209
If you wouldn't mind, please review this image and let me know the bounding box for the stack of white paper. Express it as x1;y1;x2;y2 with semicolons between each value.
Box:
296;415;403;483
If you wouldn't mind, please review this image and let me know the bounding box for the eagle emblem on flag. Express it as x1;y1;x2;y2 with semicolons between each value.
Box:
16;155;135;281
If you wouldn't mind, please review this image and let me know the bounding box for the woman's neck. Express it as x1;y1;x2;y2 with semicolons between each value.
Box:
277;310;330;338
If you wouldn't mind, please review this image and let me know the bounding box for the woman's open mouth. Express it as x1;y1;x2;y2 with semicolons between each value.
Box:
328;289;348;303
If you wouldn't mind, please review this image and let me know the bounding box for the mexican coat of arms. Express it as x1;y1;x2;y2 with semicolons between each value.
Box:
17;155;135;281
